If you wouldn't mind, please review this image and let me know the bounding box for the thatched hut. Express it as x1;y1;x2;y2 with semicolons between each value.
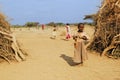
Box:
0;13;26;63
87;0;120;58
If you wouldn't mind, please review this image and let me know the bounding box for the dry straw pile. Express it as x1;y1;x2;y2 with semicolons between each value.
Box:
0;13;26;63
88;0;120;58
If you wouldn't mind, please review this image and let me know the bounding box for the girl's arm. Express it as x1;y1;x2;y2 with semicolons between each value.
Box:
82;32;90;40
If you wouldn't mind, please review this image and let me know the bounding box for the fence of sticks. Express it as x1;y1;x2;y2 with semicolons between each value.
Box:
0;13;27;63
87;0;120;58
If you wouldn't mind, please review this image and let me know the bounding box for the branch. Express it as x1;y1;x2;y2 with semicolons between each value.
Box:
115;0;120;8
0;30;26;62
101;34;120;56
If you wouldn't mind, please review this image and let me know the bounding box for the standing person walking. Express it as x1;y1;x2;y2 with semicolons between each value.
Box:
65;23;71;40
51;24;57;39
73;23;89;65
41;24;45;30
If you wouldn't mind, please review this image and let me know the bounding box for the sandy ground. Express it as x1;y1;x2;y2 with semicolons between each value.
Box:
0;26;120;80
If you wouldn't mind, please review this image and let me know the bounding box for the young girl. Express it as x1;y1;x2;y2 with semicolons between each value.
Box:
73;23;89;65
65;23;71;40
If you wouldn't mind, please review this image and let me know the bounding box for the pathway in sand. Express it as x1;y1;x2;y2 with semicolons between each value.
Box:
0;27;120;80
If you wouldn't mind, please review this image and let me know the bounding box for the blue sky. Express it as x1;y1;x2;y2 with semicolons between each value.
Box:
0;0;101;25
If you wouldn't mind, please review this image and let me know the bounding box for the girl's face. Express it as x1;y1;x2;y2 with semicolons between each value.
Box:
78;24;84;31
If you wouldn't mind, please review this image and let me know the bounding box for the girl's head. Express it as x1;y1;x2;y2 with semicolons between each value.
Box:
78;23;84;32
66;23;70;25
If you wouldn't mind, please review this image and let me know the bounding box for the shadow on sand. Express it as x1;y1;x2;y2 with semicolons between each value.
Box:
61;38;69;41
60;54;77;66
50;37;56;39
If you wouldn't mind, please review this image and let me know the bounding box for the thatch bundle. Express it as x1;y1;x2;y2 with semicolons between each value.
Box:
87;0;120;58
0;13;26;63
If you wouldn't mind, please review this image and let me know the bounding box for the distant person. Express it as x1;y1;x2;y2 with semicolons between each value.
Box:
65;23;71;40
41;24;45;30
51;25;57;39
73;23;89;65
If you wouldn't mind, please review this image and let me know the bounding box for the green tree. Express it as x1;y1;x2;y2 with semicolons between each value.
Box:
25;22;39;27
47;22;55;26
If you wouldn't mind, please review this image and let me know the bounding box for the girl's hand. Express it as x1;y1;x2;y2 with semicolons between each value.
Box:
73;36;77;41
82;36;88;40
